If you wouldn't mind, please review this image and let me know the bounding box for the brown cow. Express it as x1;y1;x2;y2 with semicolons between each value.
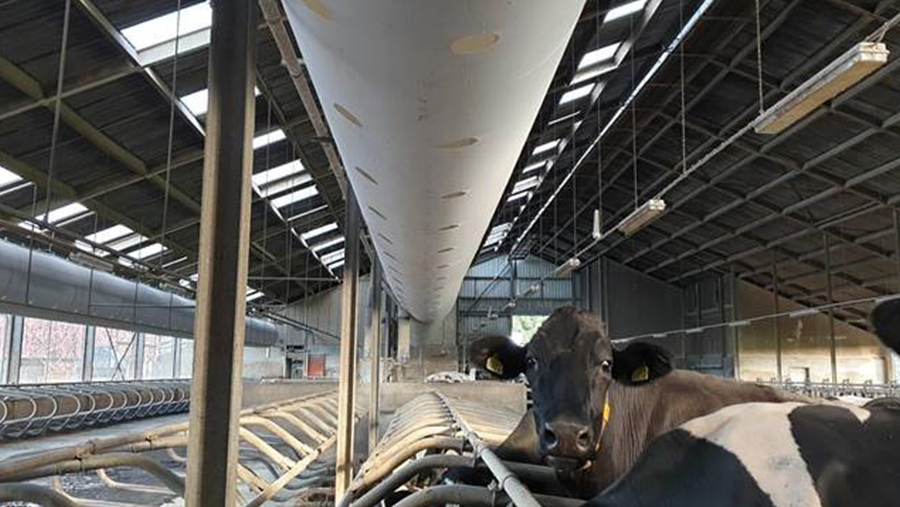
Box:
470;306;806;498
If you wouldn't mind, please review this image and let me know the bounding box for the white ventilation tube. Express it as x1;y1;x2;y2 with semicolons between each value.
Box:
283;0;587;321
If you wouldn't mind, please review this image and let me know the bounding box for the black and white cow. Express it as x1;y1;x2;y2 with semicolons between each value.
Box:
585;298;900;507
469;307;806;498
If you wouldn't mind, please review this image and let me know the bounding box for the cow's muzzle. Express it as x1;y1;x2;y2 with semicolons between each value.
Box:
541;420;596;460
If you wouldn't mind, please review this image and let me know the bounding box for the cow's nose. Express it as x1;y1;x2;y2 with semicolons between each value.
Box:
542;421;595;459
542;423;559;451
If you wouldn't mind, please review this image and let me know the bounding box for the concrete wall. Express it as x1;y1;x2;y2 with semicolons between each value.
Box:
736;281;890;383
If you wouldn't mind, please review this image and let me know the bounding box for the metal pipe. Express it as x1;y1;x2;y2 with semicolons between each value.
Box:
1;453;185;495
392;485;583;507
184;0;258;505
347;455;560;507
0;483;79;507
336;187;362;500
437;394;542;507
825;233;838;383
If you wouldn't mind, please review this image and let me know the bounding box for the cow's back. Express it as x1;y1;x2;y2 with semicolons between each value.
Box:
575;370;802;496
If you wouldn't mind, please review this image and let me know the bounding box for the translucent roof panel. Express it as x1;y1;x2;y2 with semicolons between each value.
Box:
578;43;621;69
320;249;345;265
0;165;22;187
252;160;305;187
181;87;261;118
270;185;318;208
86;224;135;245
532;140;560;156
35;202;89;224
253;129;286;150
605;0;647;22
311;236;344;252
301;222;338;242
559;83;595;105
121;2;212;51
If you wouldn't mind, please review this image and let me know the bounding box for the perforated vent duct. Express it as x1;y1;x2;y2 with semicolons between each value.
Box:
0;239;278;345
284;0;587;321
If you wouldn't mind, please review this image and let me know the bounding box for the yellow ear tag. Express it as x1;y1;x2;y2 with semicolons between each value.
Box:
631;364;650;383
602;401;611;424
486;354;504;375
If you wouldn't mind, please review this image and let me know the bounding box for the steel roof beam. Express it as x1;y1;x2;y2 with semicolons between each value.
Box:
543;0;896;276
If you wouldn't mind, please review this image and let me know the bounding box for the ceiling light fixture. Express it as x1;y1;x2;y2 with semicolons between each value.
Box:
755;42;889;134
618;198;666;236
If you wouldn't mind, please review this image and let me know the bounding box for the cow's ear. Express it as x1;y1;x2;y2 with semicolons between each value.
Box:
873;298;900;356
468;335;527;380
612;342;673;385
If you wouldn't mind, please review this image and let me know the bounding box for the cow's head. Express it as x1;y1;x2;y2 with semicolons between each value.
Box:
469;307;672;467
873;298;900;356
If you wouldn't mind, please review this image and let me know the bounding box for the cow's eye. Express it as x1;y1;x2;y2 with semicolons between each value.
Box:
600;360;612;374
526;356;538;371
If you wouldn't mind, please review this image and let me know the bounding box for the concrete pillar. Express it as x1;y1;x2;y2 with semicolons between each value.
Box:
185;1;257;504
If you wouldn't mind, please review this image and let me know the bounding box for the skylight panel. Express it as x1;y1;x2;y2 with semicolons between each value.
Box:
507;192;530;203
270;185;318;208
513;176;541;194
122;2;212;51
605;0;647;22
578;43;621;69
523;161;547;174
247;290;265;302
108;233;147;253
0;165;21;187
311;236;344;252
253;129;286;150
258;173;312;199
252;160;305;187
328;259;345;270
532;140;560;156
86;224;134;245
560;84;595;105
35;202;89;224
181;87;262;117
181;88;209;117
130;242;167;259
301;222;338;242
320;249;345;265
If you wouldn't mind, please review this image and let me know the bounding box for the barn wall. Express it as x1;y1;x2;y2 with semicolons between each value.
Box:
456;255;574;371
735;281;890;384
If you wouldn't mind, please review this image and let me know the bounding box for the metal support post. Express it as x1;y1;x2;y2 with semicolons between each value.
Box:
133;333;144;380
335;187;362;501
368;260;383;452
773;254;782;382
824;233;838;383
6;316;23;384
185;1;257;505
172;338;182;378
730;264;742;380
82;326;96;381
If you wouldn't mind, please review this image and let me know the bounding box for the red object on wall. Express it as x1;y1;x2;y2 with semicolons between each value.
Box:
307;354;326;377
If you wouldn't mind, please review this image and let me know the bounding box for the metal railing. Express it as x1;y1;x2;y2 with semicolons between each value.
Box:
757;380;900;400
339;392;581;507
0;380;191;440
0;390;343;506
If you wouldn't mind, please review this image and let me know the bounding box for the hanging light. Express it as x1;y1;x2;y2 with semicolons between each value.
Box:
755;42;889;134
555;257;582;277
618;198;666;236
592;208;602;240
